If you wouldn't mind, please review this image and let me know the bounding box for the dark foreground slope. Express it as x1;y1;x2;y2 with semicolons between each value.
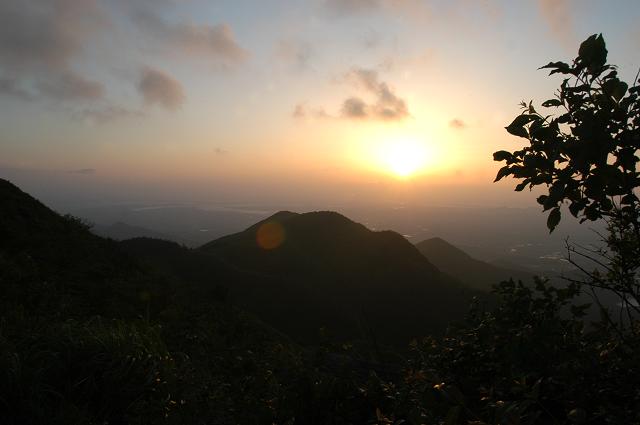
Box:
197;211;483;343
416;237;532;291
0;178;154;318
0;179;322;424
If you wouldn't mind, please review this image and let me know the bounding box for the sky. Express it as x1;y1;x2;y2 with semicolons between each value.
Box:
1;0;639;209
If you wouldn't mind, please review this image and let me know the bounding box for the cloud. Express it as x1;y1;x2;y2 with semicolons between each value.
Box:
292;103;307;119
214;147;228;155
134;8;248;66
293;67;409;122
537;0;574;47
138;67;185;111
276;40;314;71
322;0;431;22
76;105;144;124
341;68;409;120
292;103;330;120
341;97;369;119
0;0;106;101
69;168;96;175
0;77;33;100
37;71;104;101
323;0;381;15
449;118;467;129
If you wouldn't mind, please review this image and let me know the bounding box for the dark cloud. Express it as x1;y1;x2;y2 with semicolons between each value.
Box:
449;118;467;129
341;97;369;119
37;71;103;101
0;77;33;100
134;8;248;66
214;147;228;155
138;67;185;111
77;106;144;124
69;168;96;175
341;68;409;120
0;0;106;102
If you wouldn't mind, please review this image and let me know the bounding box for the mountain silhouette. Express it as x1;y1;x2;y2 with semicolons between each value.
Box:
0;177;484;346
201;210;440;278
197;211;484;343
415;237;532;290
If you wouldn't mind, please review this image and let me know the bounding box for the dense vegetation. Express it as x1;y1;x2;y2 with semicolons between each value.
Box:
1;35;639;424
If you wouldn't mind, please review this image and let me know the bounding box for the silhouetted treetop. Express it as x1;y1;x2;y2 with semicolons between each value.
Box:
494;34;640;232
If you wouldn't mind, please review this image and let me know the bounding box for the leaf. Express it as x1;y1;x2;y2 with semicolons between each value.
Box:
569;201;584;217
612;81;628;100
506;126;528;138
621;193;638;205
547;207;561;232
539;61;572;75
600;198;613;211
542;98;562;107
603;78;628;101
493;150;513;162
505;114;536;138
578;34;607;71
514;181;529;192
509;114;537;128
494;166;512;182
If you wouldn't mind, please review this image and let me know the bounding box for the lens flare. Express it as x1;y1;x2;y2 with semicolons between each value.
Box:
256;221;286;250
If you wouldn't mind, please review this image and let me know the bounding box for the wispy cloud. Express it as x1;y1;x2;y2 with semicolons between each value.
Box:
0;77;33;100
138;67;186;111
537;0;575;48
449;118;467;129
134;7;249;67
292;103;330;120
323;0;380;15
76;105;144;124
37;72;103;101
293;67;409;122
322;0;431;22
69;168;96;175
275;39;314;71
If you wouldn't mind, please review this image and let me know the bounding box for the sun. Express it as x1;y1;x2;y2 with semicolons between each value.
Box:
381;137;428;178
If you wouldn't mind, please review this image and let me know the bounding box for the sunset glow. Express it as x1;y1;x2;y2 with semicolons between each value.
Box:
379;137;429;178
0;0;638;206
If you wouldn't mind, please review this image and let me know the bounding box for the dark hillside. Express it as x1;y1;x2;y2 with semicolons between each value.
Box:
416;237;532;290
0;178;155;318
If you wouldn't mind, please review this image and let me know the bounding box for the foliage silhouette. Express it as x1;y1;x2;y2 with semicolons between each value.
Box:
493;34;639;232
494;33;640;335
